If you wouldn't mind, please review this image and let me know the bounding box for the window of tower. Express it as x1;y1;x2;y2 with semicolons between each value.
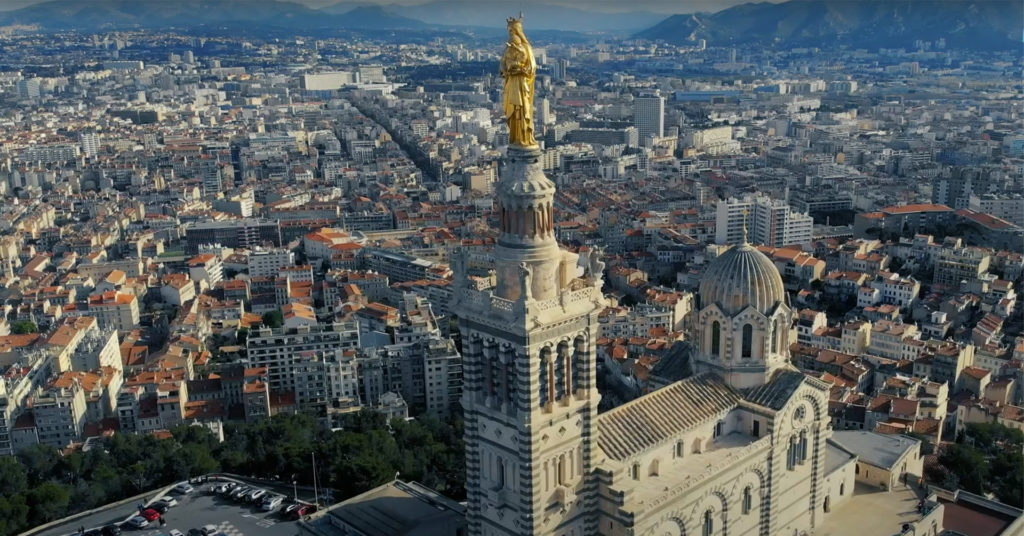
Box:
539;348;551;407
742;324;753;358
711;321;721;356
702;510;713;536
742;486;752;514
771;318;779;353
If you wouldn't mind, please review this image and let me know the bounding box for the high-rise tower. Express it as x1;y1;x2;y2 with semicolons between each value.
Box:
634;92;665;142
455;16;606;536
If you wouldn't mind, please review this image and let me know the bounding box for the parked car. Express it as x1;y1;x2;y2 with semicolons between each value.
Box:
140;509;161;522
248;489;266;503
200;525;219;535
84;529;101;536
261;495;283;511
172;483;194;494
125;516;149;529
231;486;250;500
168;530;184;536
149;503;170;514
288;504;316;520
100;524;121;536
156;496;177;507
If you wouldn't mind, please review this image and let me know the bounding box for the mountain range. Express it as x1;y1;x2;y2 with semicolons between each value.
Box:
0;0;425;31
636;0;1022;51
0;0;1019;51
321;1;665;33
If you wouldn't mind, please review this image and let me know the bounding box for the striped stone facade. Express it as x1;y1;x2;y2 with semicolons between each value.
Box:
456;146;835;536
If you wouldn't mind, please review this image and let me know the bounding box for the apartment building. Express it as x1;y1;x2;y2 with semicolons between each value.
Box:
934;247;991;289
188;253;224;289
715;193;813;247
70;292;140;333
32;381;87;448
245;322;360;394
248;247;295;278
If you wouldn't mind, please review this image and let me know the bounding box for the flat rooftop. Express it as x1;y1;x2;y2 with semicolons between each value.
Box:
818;482;930;536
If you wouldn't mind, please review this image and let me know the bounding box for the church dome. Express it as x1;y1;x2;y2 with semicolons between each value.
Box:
699;243;785;316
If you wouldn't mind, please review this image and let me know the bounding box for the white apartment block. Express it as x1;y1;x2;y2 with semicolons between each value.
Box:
716;194;814;247
70;328;121;371
970;194;1024;227
868;321;924;361
291;350;361;412
246;322;360;394
79;292;140;333
32;383;87;449
248;247;295;278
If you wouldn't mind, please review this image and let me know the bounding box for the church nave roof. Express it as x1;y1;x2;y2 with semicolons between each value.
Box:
596;373;742;461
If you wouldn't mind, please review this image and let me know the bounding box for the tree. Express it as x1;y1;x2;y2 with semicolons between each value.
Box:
26;481;70;526
11;320;38;334
237;327;250;345
0;494;30;535
262;310;283;329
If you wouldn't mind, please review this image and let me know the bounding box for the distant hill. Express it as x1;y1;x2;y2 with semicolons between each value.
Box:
636;0;1023;51
0;0;426;31
323;1;665;33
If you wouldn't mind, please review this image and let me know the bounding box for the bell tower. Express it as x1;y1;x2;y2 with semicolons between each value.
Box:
454;141;605;536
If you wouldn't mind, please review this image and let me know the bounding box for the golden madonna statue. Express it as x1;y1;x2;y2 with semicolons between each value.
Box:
499;16;537;147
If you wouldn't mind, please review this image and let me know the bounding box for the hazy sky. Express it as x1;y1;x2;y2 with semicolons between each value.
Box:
0;0;779;13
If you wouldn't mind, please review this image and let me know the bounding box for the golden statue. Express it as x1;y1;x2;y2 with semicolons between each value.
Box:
500;15;537;147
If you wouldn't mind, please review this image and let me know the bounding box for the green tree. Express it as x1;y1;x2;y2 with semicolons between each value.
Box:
0;456;27;496
237;327;250;345
26;481;71;526
262;310;284;328
11;321;37;334
0;494;30;535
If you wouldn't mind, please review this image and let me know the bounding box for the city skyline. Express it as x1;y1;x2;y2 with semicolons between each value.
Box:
0;3;1020;536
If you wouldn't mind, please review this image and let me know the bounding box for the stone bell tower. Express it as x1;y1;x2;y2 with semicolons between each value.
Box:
453;141;606;536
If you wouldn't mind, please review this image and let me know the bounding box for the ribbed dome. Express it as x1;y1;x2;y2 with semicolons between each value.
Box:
699;243;785;316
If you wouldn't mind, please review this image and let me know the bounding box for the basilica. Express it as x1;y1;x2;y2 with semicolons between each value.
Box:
448;18;865;536
450;132;857;536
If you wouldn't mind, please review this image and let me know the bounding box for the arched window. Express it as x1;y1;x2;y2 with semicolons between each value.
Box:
630;463;640;480
771;318;779;353
742;486;753;514
702;510;714;536
675;440;685;459
711;321;721;356
799;431;808;463
742;324;753;358
539;348;551;407
840;482;845;496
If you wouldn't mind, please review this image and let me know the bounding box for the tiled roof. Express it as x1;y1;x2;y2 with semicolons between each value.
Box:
744;369;827;410
596;373;741;461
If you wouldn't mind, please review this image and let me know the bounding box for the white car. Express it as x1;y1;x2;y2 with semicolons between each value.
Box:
156;496;178;506
248;489;266;503
125;516;149;529
169;530;184;536
201;524;219;535
172;483;194;494
261;495;283;511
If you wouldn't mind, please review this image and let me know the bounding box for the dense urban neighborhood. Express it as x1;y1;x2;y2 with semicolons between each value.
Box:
0;1;1022;535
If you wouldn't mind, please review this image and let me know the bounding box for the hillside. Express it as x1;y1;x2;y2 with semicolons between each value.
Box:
636;0;1022;51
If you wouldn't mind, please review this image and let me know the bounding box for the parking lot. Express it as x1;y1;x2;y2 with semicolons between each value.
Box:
37;481;310;536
